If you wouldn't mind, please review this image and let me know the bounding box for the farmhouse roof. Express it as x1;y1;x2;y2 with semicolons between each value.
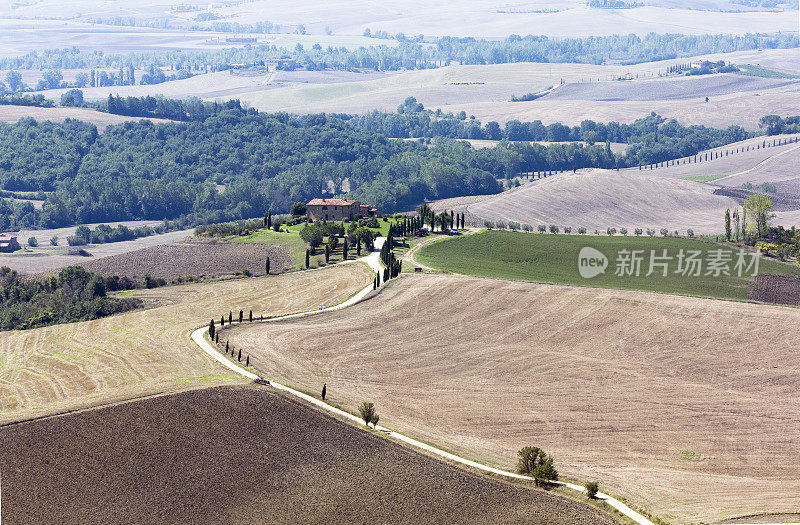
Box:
307;198;357;206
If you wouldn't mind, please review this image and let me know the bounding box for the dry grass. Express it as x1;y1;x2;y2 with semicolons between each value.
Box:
0;263;372;425
465;168;739;234
0;105;172;130
224;273;800;524
0;385;619;524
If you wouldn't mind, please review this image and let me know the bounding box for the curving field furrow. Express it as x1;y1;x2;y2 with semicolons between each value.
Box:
0;263;373;424
224;273;800;523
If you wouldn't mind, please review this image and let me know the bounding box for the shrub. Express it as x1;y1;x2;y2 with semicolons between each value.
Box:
549;224;558;234
585;481;599;499
563;226;572;234
578;227;587;234
660;228;669;237
242;269;252;277
27;237;38;247
538;224;547;233
620;227;628;235
516;446;558;485
634;228;643;236
50;235;58;246
522;223;532;232
359;401;377;427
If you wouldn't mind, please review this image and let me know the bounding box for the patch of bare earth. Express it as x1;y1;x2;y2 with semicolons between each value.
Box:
79;240;293;280
0;386;619;525
224;274;800;523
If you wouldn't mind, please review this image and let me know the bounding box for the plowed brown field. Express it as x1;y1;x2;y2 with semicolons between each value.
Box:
0;263;372;425
224;274;800;524
0;386;618;524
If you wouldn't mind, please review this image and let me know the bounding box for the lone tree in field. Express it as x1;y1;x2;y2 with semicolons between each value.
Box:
229;311;233;324
725;208;731;241
744;193;774;238
359;401;377;427
321;383;327;401
220;316;224;326
209;320;215;339
585;481;599;499
517;446;558;485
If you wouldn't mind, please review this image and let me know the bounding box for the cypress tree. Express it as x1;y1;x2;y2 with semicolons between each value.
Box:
239;310;243;323
229;311;232;324
343;238;348;259
246;355;250;366
325;244;330;262
383;267;389;282
265;257;270;274
321;383;327;400
237;349;241;362
305;248;310;268
221;316;224;326
209;319;215;339
249;310;253;322
357;238;361;256
225;341;229;353
215;333;219;344
373;277;377;289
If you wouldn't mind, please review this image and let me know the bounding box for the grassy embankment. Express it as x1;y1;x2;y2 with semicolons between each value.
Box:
417;229;800;300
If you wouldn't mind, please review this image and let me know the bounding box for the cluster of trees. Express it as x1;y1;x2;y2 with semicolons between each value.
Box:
1;33;795;74
759;115;800;135
349;105;751;167
66;223;171;246
103;94;252;121
1;106;787;230
516;446;558;485
0;266;140;330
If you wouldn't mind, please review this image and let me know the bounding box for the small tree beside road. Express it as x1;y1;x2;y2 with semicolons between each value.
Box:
359;401;378;427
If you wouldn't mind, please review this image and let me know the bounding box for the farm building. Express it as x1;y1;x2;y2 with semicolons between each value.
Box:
0;234;20;252
306;199;379;221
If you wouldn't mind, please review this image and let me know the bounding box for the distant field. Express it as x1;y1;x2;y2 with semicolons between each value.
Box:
0;386;618;524
460;169;740;235
225;273;800;523
0;105;173;130
416;230;800;300
0;264;371;424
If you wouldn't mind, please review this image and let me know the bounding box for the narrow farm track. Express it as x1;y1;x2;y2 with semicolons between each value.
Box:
191;239;655;525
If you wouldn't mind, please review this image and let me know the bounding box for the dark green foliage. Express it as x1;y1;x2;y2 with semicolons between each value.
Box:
342;238;348;260
516;446;558;485
300;223;324;248
229;311;232;324
266;257;271;274
237;349;241;362
305;248;310;269
249;309;252;322
209;319;215;339
358;401;377;427
321;383;327;401
290;201;307;216
225;340;229;353
220;316;224;326
239;309;243;323
0;266;139;330
325;244;330;263
585;481;599;499
246;354;250;366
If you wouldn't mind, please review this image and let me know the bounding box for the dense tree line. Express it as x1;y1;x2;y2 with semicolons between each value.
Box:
103;94;253;121
0;265;140;330
0;108;781;229
0;33;795;73
759;115;800;135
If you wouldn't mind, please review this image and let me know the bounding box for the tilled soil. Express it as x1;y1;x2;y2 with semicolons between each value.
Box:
79;240;293;280
0;386;618;525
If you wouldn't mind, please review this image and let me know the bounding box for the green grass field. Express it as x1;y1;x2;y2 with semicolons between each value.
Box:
680;174;727;183
416;230;800;300
736;64;799;79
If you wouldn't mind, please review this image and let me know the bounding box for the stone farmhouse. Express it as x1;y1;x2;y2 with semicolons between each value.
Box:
0;234;20;252
306;199;379;221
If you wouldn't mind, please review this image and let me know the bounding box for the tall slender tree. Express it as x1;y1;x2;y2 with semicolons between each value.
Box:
724;208;731;241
